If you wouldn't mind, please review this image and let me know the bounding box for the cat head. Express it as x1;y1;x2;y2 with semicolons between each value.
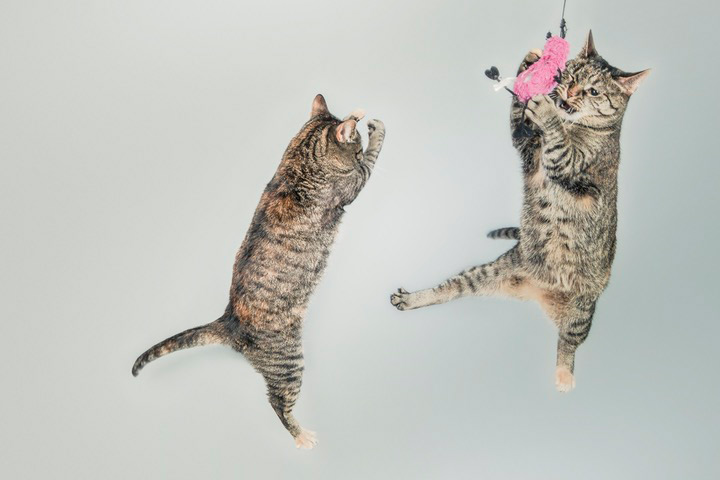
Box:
277;94;369;207
308;94;366;165
553;31;650;126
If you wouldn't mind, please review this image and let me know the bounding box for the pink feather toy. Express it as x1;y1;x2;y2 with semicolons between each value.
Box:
484;0;570;137
513;35;569;103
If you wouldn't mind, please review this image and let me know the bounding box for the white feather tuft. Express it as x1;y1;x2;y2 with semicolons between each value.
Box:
493;76;516;92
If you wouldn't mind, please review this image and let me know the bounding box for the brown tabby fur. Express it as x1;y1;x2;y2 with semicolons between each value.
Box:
133;95;385;448
391;32;649;392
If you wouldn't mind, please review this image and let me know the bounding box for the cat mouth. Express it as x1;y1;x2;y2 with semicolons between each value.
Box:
557;100;573;113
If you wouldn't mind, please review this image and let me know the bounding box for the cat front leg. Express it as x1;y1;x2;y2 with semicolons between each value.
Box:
511;49;543;128
525;95;599;195
510;50;543;164
511;50;542;123
338;118;385;206
363;119;385;168
525;94;564;135
525;94;571;177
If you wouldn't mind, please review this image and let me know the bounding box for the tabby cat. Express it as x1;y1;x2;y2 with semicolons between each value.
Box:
391;32;648;392
133;94;385;448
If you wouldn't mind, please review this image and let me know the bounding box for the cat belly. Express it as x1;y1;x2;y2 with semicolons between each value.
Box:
520;179;613;295
520;229;608;295
232;231;335;330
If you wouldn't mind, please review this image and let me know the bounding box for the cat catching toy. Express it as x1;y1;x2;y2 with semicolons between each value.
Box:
392;3;650;394
485;0;570;138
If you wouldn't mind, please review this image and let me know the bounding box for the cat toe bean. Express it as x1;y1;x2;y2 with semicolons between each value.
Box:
390;290;409;310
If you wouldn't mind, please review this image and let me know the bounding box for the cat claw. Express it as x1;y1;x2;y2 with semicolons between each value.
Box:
294;429;318;449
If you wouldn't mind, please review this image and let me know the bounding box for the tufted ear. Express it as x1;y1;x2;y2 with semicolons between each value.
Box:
579;30;598;58
311;94;329;117
614;69;651;95
335;119;357;143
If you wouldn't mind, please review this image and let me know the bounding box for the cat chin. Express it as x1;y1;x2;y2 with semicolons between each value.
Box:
560;110;584;122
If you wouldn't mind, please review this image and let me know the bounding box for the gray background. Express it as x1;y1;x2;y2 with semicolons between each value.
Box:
1;0;717;478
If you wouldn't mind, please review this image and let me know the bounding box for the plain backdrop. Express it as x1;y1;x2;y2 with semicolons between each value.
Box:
1;0;718;478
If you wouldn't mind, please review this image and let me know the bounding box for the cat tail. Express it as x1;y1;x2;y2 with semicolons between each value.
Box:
487;227;520;240
132;318;229;377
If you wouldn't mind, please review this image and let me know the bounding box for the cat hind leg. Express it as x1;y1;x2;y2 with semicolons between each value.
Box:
547;297;596;393
390;246;523;311
246;330;317;449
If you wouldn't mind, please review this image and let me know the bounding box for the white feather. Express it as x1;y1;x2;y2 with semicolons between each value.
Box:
493;76;516;92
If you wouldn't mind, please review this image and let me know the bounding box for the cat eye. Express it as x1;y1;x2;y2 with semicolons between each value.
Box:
588;88;599;96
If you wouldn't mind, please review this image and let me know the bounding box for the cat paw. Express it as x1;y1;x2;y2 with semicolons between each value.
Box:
555;366;576;393
390;288;413;311
518;48;543;74
294;429;318;449
344;108;366;122
526;94;560;131
367;119;385;136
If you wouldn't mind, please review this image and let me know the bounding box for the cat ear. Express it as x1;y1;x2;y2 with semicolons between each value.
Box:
579;30;598;58
335;119;357;143
311;94;329;117
614;69;651;95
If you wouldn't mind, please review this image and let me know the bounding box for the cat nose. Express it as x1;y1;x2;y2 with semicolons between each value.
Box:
567;83;582;98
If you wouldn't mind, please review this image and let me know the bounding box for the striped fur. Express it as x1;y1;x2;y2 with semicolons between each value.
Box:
132;321;226;376
392;32;648;393
487;227;520;240
133;95;385;448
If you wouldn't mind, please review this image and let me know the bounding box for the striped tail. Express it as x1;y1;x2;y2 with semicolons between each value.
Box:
487;227;520;240
132;320;227;377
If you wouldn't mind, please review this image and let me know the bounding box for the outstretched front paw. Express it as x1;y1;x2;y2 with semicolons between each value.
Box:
526;94;561;132
390;288;415;311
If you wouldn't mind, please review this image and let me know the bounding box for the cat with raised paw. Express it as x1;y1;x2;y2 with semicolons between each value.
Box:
391;31;648;393
133;94;385;449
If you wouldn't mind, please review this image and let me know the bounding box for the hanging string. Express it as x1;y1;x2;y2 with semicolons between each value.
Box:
560;0;567;38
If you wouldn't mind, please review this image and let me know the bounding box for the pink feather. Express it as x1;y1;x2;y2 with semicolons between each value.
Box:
513;36;570;103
